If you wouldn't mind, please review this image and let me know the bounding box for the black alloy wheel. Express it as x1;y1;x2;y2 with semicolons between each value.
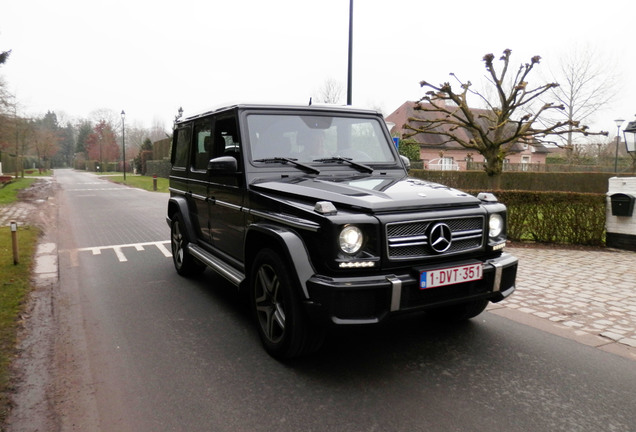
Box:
170;213;205;277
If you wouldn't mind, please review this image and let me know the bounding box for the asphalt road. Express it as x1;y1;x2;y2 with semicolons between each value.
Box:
52;169;636;432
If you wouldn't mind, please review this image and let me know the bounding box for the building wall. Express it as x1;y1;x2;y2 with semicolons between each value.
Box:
419;146;547;170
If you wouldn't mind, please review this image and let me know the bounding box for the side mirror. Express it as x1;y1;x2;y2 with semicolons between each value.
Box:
399;155;411;171
208;156;238;174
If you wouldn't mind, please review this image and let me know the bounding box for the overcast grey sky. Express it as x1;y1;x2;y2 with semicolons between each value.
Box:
3;0;635;140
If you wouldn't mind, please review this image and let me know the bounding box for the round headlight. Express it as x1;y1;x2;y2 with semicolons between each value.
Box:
339;225;363;254
489;214;504;237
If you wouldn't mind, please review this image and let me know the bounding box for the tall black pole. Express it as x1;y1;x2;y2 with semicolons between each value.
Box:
121;110;127;181
347;0;353;105
614;119;624;173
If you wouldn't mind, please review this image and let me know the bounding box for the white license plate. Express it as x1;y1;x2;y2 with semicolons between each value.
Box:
420;263;483;289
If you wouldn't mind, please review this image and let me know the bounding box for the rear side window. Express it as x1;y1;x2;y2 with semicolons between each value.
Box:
172;126;192;168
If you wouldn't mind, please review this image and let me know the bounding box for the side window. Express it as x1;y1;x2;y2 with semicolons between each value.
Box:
191;118;213;171
172;125;191;168
213;115;241;168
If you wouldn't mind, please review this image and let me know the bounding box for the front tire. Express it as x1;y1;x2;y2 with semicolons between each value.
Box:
170;213;205;277
250;249;323;359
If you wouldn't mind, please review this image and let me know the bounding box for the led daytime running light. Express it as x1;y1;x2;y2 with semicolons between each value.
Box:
339;261;376;268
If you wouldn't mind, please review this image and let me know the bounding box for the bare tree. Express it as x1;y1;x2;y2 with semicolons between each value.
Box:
544;45;618;151
32;123;61;171
316;78;344;104
404;49;607;181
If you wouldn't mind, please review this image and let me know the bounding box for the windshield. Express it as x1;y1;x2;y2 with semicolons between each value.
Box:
247;113;397;165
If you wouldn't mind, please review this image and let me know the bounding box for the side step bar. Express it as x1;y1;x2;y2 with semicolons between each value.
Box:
188;244;245;287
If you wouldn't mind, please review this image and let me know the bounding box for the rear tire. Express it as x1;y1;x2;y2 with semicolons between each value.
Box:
170;213;205;277
250;248;324;359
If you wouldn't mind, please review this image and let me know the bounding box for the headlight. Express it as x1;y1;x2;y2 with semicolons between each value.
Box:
489;214;504;238
339;225;363;254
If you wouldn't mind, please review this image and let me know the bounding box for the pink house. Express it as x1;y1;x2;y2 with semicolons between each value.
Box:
386;101;550;171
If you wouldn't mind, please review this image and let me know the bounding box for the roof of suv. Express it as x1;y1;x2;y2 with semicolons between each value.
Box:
177;103;384;125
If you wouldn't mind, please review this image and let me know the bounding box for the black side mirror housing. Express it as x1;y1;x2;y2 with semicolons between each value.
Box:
208;156;238;174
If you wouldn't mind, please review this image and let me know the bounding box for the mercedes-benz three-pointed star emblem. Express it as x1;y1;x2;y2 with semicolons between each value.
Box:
428;223;452;253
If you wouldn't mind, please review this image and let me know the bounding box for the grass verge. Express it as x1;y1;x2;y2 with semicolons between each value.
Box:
105;174;169;193
0;179;36;205
0;225;39;424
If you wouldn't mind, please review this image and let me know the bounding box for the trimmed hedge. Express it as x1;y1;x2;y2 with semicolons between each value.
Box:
145;159;171;178
412;170;615;193
469;190;606;246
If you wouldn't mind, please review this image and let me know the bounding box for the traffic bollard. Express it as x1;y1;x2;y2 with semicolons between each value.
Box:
10;221;19;265
153;174;157;191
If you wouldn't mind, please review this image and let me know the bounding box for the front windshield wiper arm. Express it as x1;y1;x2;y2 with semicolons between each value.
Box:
253;157;321;174
313;157;374;173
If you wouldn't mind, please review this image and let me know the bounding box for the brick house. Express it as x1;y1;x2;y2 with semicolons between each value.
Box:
386;101;550;171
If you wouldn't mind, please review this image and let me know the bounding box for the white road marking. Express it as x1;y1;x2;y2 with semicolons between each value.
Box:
65;241;172;266
155;242;172;257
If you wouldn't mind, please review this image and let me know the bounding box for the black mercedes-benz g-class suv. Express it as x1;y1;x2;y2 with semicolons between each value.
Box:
167;104;517;359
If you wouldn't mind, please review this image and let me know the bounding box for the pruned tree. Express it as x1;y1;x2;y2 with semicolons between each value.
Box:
404;49;607;181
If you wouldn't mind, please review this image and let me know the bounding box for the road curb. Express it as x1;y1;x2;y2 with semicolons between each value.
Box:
487;304;636;361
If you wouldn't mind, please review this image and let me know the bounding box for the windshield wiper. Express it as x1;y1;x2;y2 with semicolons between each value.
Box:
313;157;374;173
253;157;320;174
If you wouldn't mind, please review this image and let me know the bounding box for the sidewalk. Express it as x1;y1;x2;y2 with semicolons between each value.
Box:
490;245;636;354
2;198;635;357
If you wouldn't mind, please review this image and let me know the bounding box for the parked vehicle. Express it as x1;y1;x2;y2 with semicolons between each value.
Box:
167;104;518;359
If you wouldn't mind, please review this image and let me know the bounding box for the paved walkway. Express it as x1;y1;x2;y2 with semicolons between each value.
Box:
2;197;636;357
493;246;636;351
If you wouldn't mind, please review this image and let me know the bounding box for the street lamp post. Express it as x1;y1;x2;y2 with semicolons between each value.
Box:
347;0;353;105
614;118;625;173
174;106;183;124
622;117;636;173
121;110;126;181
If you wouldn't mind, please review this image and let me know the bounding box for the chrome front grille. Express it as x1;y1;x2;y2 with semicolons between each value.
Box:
386;216;484;260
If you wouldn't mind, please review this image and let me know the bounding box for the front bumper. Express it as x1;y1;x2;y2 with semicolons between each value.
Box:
305;252;518;325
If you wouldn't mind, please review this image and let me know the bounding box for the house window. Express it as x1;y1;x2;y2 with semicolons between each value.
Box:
440;157;455;171
521;155;531;172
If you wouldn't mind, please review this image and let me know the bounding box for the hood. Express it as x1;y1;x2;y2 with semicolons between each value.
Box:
251;174;481;212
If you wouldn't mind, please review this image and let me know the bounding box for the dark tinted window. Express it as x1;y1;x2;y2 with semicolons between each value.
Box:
192;118;213;171
173;126;192;168
213;115;241;168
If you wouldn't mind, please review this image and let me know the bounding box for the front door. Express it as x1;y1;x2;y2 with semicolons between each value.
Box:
207;113;246;262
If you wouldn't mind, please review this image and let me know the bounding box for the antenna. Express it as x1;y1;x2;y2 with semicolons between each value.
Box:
309;97;312;106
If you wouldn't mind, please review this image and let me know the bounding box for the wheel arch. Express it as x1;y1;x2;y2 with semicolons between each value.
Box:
244;223;315;299
167;196;198;243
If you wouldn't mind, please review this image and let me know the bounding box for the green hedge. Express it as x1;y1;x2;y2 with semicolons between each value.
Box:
412;170;615;193
470;190;606;246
